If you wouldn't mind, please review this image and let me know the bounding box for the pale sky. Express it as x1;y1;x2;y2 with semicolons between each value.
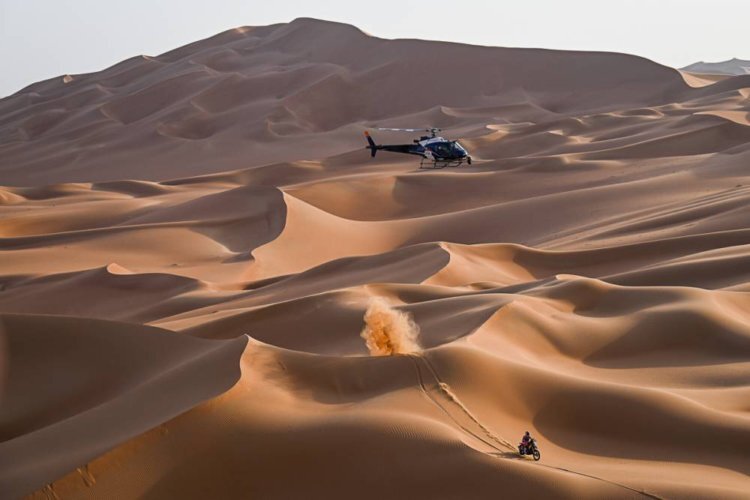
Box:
2;0;749;97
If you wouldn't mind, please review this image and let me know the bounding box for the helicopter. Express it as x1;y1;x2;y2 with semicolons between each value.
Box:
364;128;473;169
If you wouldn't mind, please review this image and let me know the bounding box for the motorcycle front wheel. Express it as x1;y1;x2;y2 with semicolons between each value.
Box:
532;450;541;461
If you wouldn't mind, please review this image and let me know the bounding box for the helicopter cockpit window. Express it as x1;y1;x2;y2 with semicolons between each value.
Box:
451;141;467;155
429;142;452;157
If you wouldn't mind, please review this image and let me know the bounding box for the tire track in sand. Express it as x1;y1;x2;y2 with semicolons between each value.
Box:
407;354;663;500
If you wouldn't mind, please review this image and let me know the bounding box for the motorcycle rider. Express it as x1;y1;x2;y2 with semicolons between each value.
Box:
520;431;533;454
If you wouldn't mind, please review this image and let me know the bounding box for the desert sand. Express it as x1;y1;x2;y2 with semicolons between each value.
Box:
1;17;750;499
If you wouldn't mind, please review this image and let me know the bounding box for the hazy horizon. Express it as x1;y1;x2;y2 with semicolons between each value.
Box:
2;0;749;97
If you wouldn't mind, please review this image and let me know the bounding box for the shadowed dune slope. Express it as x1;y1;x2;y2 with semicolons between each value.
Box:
0;314;247;499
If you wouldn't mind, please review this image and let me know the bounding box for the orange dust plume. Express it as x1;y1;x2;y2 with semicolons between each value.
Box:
360;298;421;356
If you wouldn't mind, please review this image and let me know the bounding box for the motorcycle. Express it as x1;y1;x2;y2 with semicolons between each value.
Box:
518;438;541;461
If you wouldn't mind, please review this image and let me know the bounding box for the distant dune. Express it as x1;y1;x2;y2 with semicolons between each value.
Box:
682;57;750;75
2;17;750;500
0;17;697;186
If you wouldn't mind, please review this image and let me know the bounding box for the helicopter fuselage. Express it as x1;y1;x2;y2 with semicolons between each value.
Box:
364;131;472;168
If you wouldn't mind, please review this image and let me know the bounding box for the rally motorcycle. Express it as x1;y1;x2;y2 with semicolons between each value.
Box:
519;438;541;461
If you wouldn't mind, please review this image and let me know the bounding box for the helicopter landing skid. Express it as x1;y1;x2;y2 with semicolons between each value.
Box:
420;158;465;169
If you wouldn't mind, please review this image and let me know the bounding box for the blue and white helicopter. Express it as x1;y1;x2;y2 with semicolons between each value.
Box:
364;127;472;169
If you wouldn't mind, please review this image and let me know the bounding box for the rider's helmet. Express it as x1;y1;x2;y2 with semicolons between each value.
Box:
525;431;530;436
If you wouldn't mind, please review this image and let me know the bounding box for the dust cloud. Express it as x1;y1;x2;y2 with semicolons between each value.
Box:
360;298;421;356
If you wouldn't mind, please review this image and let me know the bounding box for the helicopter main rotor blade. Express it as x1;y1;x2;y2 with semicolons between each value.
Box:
376;127;443;133
376;127;424;132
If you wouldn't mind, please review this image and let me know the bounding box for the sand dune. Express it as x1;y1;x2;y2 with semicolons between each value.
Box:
682;58;750;76
0;17;693;186
0;314;247;499
1;17;750;499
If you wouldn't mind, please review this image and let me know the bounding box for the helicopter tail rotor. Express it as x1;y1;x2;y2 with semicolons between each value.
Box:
364;131;377;157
